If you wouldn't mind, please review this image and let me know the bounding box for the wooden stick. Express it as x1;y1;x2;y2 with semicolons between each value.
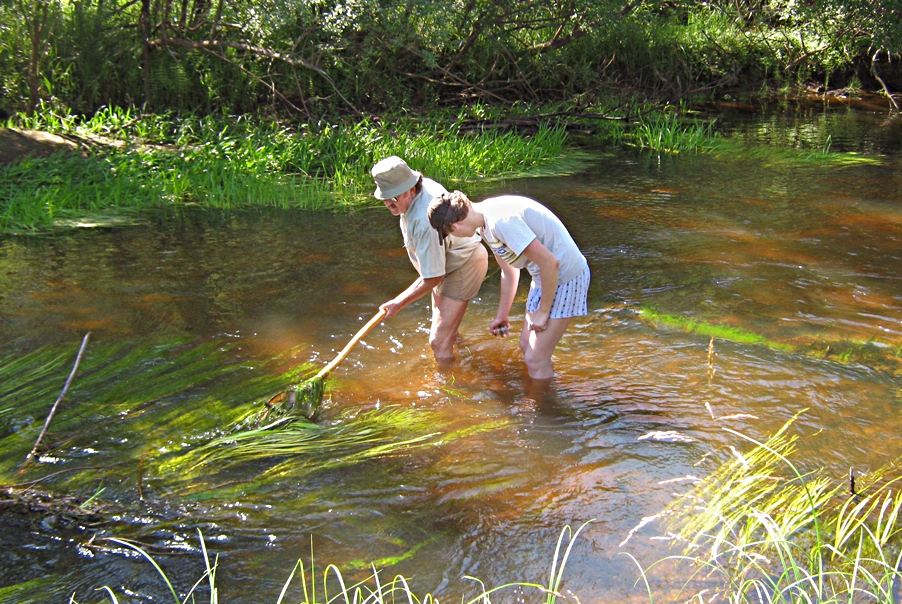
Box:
313;308;387;381
255;309;387;427
22;332;91;469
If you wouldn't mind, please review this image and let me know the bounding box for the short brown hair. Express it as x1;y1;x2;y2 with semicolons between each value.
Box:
428;191;470;244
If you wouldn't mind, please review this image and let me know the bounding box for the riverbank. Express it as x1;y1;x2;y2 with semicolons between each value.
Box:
0;128;83;165
0;108;582;233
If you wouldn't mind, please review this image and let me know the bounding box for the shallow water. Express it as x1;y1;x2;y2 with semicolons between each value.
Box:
0;105;900;603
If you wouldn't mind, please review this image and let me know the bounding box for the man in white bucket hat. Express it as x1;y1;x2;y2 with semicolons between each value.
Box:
371;156;488;364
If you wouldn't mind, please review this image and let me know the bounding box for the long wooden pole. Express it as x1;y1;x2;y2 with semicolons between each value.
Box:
258;309;387;425
313;308;387;381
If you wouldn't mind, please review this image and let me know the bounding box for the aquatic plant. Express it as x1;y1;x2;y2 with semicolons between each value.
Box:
639;307;792;351
0;338;312;482
73;521;594;603
254;307;388;426
638;307;901;376
626;110;723;154
167;405;446;474
626;415;902;603
1;337;513;501
718;138;884;166
0;577;58;603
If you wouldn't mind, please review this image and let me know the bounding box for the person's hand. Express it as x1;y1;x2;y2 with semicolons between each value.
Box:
489;317;510;337
527;309;549;332
380;300;403;319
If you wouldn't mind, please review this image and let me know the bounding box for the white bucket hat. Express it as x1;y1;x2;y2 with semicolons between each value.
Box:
371;156;421;200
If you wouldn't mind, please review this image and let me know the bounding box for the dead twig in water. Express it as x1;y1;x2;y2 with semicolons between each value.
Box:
137;451;148;501
20;332;91;472
6;462;129;487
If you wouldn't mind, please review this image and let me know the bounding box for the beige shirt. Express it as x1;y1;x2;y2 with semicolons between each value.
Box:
400;178;482;278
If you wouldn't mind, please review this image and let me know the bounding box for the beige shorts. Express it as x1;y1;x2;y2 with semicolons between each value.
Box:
436;243;488;301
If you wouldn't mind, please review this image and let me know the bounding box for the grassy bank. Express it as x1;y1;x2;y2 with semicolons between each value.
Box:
1;99;754;234
4;99;878;235
0;105;580;234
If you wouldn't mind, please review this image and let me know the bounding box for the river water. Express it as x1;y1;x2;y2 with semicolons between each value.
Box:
0;103;900;603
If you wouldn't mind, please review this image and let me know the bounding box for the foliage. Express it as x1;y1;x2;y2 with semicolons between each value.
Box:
167;405;448;474
0;336;512;499
627;416;902;603
0;337;308;481
639;306;790;350
626;110;723;153
1;1;900;118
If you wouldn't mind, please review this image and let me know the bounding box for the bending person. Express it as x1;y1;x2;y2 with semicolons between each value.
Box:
428;191;589;380
371;157;488;363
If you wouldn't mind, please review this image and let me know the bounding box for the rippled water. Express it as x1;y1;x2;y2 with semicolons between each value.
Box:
1;105;899;603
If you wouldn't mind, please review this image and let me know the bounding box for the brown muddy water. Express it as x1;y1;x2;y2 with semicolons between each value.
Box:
0;105;900;603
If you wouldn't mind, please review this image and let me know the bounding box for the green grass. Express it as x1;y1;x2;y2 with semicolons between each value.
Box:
1;105;576;234
625;110;723;154
626;415;902;603
71;521;594;604
3;101;880;233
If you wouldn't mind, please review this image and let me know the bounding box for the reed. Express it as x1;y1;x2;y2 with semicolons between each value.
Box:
626;110;723;154
627;416;902;603
72;522;593;603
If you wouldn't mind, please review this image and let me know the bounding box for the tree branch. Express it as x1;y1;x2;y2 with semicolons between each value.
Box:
871;48;899;112
148;35;360;115
21;333;91;471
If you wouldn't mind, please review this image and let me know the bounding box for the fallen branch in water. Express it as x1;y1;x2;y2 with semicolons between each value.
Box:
20;332;91;472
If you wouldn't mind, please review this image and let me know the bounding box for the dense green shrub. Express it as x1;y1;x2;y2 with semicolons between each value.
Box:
1;0;900;119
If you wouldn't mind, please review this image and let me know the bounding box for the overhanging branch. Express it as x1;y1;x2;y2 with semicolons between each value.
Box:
148;36;360;115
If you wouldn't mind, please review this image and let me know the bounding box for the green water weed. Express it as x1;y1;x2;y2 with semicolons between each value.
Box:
639;307;790;351
626;415;902;603
171;405;445;476
0;338;307;480
0;577;57;603
638;307;901;376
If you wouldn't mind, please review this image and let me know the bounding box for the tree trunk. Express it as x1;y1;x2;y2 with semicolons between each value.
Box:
22;0;55;112
141;0;151;107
